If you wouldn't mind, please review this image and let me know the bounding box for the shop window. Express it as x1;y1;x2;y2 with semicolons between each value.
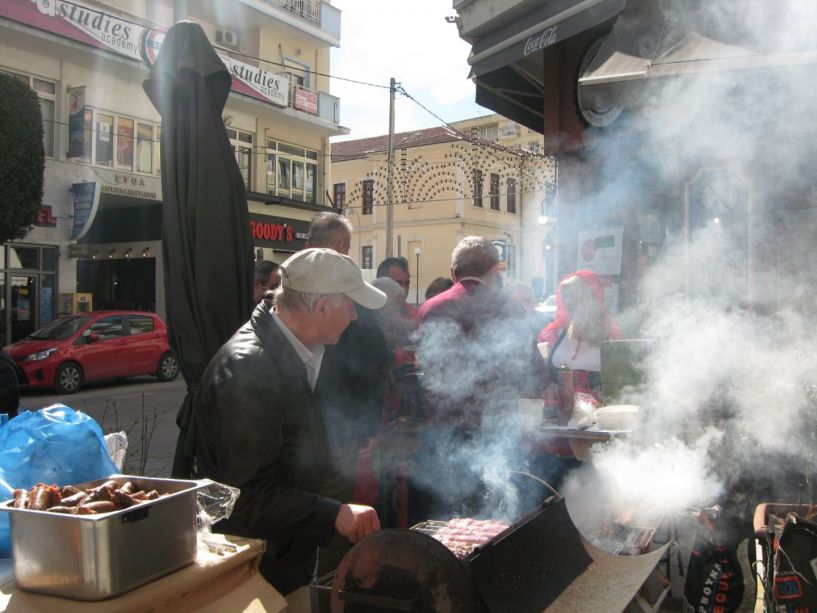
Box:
362;179;374;214
507;178;517;214
490;173;500;210
1;70;56;157
361;246;373;270
9;246;38;270
128;315;154;335
266;140;319;203
333;183;346;210
472;169;483;207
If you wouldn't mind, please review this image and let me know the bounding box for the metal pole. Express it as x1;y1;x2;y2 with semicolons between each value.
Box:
414;247;421;307
386;77;396;257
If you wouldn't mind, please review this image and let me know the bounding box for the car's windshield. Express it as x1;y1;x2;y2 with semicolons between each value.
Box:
28;316;93;340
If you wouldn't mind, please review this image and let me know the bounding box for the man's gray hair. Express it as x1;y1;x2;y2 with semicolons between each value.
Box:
451;236;499;279
306;212;352;248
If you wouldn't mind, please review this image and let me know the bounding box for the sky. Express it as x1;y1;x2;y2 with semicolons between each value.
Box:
329;0;493;141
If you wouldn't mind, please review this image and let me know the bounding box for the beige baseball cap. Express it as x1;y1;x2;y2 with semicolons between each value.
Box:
280;248;387;310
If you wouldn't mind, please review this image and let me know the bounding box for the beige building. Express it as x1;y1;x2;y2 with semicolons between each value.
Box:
0;0;343;345
330;114;556;305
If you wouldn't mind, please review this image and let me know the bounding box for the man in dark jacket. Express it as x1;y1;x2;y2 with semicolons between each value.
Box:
193;248;386;595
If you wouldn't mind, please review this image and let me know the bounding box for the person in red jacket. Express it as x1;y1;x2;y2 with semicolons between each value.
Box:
538;269;623;416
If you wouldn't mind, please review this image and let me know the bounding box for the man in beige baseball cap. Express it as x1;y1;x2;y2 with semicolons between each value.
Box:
193;248;385;596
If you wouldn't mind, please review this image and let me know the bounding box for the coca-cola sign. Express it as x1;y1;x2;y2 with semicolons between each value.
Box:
524;26;558;56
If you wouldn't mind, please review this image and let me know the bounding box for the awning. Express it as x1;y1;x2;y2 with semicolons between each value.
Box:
467;0;626;133
469;0;627;78
578;5;817;109
78;193;162;244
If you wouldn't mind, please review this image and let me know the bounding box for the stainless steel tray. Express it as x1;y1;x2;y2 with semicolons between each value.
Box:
1;474;206;600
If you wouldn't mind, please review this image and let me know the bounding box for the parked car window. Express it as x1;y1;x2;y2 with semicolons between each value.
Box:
87;316;125;340
128;315;155;335
28;315;93;340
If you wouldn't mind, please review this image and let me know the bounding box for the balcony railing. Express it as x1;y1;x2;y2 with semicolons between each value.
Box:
260;0;321;24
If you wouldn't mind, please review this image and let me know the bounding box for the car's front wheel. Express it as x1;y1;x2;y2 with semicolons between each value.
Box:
156;353;179;382
54;362;84;394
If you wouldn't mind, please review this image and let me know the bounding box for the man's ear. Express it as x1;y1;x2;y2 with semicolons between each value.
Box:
313;295;331;319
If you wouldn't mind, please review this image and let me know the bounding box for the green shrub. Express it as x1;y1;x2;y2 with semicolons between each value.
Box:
0;72;45;244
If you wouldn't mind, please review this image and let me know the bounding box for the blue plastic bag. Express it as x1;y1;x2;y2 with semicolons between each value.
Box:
0;405;118;557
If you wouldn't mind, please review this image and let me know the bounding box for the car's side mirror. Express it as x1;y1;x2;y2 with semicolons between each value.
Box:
86;333;101;343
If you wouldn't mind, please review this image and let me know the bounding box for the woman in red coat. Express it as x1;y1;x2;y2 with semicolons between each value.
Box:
538;270;622;419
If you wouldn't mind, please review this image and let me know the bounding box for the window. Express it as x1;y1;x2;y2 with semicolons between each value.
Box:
95;113;114;165
266;140;319;203
362;179;374;214
472;169;483;207
128;315;155;335
75;108;160;174
116;117;134;170
507;178;517;214
490;173;500;210
473;124;498;141
333;183;346;211
136;123;154;173
227;128;253;190
361;246;373;270
1;71;57;157
88;316;125;340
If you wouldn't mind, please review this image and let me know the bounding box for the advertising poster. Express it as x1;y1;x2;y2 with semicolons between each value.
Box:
70;182;101;241
576;227;623;275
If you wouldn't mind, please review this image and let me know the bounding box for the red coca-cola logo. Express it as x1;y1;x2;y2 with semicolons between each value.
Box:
251;221;294;242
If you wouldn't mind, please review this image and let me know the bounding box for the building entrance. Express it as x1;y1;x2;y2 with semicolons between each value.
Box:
77;258;156;313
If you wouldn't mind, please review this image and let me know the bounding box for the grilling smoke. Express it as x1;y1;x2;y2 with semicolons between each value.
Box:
562;0;817;538
410;0;817;536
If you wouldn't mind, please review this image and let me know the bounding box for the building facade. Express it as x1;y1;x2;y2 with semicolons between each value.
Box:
0;0;344;346
330;116;556;304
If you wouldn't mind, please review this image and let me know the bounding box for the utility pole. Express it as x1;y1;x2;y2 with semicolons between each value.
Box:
386;77;396;257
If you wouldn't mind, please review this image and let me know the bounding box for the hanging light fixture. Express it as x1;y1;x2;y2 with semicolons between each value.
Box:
108;249;116;259
142;247;151;257
124;248;133;258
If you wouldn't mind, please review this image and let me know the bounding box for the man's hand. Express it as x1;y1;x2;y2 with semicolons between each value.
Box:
335;504;381;543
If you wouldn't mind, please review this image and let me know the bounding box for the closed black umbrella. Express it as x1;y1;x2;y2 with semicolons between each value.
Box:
144;21;254;478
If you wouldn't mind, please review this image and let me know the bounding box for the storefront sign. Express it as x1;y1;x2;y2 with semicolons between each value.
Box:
70;181;101;241
100;173;158;200
1;0;290;107
68;244;91;257
3;0;151;62
294;87;318;115
577;227;623;275
67;85;86;158
249;214;310;250
35;205;57;226
220;56;289;107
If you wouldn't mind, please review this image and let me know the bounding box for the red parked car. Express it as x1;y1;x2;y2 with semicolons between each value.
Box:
4;311;178;394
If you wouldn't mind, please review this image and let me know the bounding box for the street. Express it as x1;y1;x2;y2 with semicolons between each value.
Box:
21;377;186;478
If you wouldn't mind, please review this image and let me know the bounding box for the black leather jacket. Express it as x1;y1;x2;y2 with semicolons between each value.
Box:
194;299;342;594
